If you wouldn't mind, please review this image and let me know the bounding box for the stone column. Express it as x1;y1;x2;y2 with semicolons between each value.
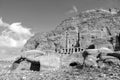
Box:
73;48;75;53
63;49;65;54
71;48;73;53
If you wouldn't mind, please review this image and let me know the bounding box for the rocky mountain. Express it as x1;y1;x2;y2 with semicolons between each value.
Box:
22;8;120;52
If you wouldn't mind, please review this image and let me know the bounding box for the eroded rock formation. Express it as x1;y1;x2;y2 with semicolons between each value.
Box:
22;8;120;53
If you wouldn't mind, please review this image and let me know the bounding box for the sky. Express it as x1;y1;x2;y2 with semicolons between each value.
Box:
0;0;120;60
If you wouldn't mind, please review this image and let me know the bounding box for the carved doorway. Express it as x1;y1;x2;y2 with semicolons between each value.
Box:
115;34;120;51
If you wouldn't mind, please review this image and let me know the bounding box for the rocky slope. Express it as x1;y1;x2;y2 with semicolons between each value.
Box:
1;63;120;80
22;8;120;52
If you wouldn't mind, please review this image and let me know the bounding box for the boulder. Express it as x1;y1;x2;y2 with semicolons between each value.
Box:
107;53;120;60
82;47;114;67
99;47;113;56
85;49;99;57
85;55;98;67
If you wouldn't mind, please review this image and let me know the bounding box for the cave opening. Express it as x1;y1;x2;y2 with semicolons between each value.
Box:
30;61;40;71
87;44;95;49
69;62;79;67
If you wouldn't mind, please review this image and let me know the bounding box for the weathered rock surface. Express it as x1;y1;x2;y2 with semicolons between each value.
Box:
22;8;120;52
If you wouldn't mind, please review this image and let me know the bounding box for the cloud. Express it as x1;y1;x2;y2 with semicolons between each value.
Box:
10;23;32;35
0;49;6;54
0;17;9;27
0;18;34;48
67;5;78;14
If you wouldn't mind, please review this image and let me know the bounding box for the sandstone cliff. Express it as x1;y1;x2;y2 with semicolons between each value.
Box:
22;8;120;52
